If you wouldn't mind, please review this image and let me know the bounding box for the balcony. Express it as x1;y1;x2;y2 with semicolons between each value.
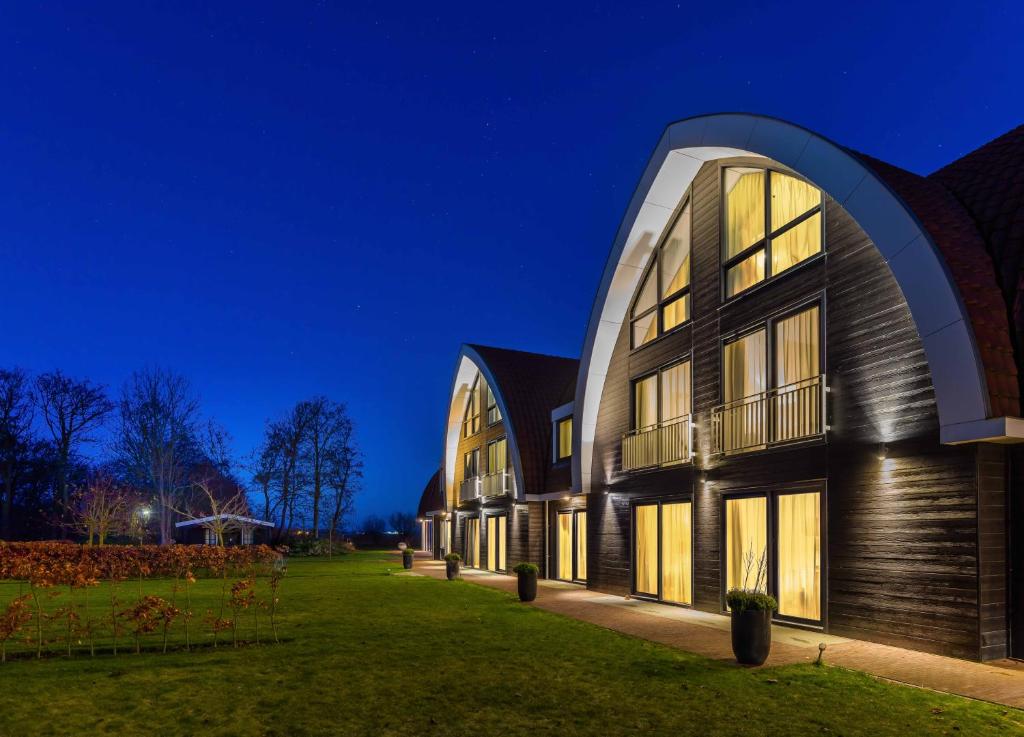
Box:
481;470;513;497
621;415;693;471
710;375;827;456
459;476;481;503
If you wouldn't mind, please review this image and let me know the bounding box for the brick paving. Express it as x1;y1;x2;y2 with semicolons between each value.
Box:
411;555;1024;708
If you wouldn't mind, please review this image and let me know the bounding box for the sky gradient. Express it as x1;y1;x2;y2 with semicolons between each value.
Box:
1;1;1022;521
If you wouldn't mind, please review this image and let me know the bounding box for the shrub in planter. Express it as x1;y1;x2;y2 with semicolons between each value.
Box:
443;553;461;580
401;548;415;570
512;562;539;602
725;589;778;665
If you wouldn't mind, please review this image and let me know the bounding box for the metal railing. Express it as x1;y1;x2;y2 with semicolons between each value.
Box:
481;470;512;497
621;415;693;471
459;476;481;503
710;374;826;456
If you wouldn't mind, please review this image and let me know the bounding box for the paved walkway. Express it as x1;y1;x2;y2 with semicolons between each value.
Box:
410;555;1024;709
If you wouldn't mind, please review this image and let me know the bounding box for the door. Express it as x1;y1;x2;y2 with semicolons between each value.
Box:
574;510;588;582
465;518;480;568
486;516;507;572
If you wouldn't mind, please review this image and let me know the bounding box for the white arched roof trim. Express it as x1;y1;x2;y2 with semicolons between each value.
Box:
443;346;526;506
573;113;993;493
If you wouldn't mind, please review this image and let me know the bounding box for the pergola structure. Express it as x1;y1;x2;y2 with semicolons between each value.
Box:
174;514;274;545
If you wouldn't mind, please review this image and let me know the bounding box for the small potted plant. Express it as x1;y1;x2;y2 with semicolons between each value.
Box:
402;547;415;570
444;552;461;580
513;562;539;602
725;551;777;665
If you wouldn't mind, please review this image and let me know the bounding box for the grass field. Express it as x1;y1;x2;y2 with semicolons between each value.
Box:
0;551;1021;736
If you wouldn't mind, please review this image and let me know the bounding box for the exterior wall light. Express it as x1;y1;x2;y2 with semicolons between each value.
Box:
877;443;888;461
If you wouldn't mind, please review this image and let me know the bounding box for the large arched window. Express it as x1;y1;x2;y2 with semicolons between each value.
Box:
462;374;482;438
723;167;823;298
630;200;692;348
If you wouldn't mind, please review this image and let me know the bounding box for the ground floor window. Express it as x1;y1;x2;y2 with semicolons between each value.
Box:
465;517;480;568
556;509;587;582
633;499;692;605
486;514;507;572
724;490;821;623
420;519;433;553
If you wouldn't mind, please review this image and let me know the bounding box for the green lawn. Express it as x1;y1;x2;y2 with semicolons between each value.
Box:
0;552;1021;736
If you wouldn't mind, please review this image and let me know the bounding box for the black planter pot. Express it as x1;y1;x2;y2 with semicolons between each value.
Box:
517;570;537;602
402;554;414;570
445;561;460;580
730;609;772;665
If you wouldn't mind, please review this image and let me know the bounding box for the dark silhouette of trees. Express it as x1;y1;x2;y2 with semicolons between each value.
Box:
0;369;34;540
388;512;416;542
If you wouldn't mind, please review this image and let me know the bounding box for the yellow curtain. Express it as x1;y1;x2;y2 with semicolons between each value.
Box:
558;513;573;580
777;492;820;620
488;438;507;473
634;374;658;430
558;418;572;459
499;516;507;571
725;250;765;297
635;504;658;594
660;361;691;422
575;512;587;581
487;517;497;570
724;168;765;258
775;306;820;441
770;172;819;231
725;497;767;592
661;503;692;604
466;518;480;567
661;202;691;298
662;293;689;331
772;213;821;274
723;330;767;451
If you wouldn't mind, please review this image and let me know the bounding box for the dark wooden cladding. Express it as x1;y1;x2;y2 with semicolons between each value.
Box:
587;156;1008;660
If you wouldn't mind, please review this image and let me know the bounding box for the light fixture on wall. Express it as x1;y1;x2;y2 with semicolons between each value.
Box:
877;443;888;461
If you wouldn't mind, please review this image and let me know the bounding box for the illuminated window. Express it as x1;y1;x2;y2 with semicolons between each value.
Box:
464;448;479;479
556;417;572;461
632;501;691;604
723;167;822;298
725;496;768;593
465;517;480;568
557;510;587;582
557;512;573;581
630;201;692;347
633;360;691;429
575;510;587;582
486;515;507;572
486;384;502;425
462;375;482;437
487;437;507;474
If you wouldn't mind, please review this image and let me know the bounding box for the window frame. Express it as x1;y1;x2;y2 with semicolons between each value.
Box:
462;375;482;438
555;508;588;583
485;383;502;426
629;195;694;350
485;512;508;573
486;436;507;475
463;447;480;480
718;482;826;627
720;165;825;301
555;416;573;462
630;357;693;432
629;496;695;607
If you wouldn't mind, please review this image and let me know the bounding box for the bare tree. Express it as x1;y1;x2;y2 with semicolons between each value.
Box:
178;477;251;546
325;422;361;555
304;397;355;537
267;402;313;539
362;514;386;545
34;370;114;520
113;368;199;545
0;369;34;540
70;474;132;545
388;511;417;542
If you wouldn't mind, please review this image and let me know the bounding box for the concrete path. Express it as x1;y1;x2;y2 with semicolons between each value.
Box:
411;556;1024;709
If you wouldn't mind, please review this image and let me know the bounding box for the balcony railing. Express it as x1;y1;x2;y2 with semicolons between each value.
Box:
621;415;693;471
481;470;513;497
710;374;827;456
459;476;481;503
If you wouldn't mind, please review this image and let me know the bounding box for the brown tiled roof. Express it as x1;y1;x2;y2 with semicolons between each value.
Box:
416;469;443;517
930;125;1024;414
853;153;1020;417
469;345;578;494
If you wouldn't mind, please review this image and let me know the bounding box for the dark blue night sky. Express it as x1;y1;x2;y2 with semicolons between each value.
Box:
1;1;1021;520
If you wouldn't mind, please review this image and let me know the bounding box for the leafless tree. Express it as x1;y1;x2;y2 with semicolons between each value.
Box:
70;474;133;545
267;402;313;538
113;368;199;545
0;369;34;540
325;423;361;554
388;511;417;542
248;439;281;522
303;397;356;537
178;477;251;546
34;370;114;519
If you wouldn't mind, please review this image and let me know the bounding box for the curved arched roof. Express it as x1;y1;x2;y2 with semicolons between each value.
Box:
417;469;443;517
443;345;578;504
572;113;1019;493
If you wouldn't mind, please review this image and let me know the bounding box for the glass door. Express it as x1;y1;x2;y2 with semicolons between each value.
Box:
486;515;507;572
465;517;480;568
776;492;821;622
633;501;692;604
574;510;587;582
557;512;573;581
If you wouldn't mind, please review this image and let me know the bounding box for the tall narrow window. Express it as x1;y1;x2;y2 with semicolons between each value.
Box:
630;202;692;347
575;510;587;582
465;517;480;568
774;306;821;442
634;374;658;431
486;384;502;425
556;417;572;461
661;502;692;605
463;375;481;437
723;167;822;298
557;512;573;581
634;504;659;595
487;516;497;571
499;516;507;571
464;448;479;479
777;492;820;621
725;496;768;593
660;361;691;423
723;330;767;452
487;438;506;474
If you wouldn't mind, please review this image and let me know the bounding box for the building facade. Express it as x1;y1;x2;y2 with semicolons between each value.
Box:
422;114;1024;662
